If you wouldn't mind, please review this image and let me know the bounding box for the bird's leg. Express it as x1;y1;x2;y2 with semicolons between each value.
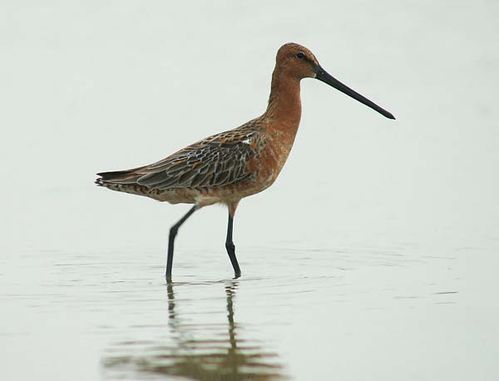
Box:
166;205;198;282
225;206;241;278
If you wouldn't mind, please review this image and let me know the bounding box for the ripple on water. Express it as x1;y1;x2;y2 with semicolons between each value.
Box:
3;242;461;380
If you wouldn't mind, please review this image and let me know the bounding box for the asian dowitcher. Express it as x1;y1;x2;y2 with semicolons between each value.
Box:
96;42;395;281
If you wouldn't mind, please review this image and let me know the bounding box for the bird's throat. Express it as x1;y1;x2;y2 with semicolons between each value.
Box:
265;68;302;133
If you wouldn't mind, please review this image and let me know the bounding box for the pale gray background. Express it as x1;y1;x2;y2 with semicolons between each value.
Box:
1;1;498;380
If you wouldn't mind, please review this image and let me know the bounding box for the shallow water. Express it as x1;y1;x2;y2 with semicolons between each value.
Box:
5;239;496;380
2;0;499;380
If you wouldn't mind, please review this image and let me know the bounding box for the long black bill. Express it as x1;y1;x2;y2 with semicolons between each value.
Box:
316;66;395;120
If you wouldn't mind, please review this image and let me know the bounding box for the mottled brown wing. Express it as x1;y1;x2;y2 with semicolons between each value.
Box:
137;132;257;190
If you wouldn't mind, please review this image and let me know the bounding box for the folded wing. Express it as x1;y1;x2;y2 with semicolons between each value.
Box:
136;132;257;190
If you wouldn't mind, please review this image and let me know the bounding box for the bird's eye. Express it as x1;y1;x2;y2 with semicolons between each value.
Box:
296;52;305;59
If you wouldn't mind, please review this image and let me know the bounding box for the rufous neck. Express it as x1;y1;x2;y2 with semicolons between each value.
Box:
264;67;302;127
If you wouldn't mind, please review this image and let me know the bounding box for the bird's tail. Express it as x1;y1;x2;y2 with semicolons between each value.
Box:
95;168;141;187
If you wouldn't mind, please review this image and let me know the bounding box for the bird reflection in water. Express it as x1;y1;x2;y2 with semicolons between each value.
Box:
103;280;286;380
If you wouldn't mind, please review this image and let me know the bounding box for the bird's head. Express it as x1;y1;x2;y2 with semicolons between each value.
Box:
275;42;395;120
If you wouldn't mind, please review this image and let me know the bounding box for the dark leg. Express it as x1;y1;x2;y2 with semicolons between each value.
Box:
225;212;241;278
166;205;197;281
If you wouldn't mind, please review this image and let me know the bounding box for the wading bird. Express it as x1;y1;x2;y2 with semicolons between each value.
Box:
96;43;395;281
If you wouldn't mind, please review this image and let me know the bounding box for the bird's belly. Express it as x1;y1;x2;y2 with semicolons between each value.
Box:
156;184;262;206
158;178;273;206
